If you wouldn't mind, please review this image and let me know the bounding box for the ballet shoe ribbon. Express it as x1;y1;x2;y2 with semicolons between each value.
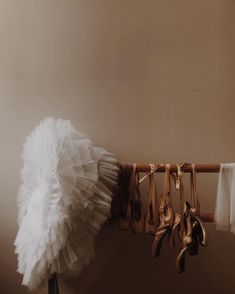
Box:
145;164;159;234
152;164;175;256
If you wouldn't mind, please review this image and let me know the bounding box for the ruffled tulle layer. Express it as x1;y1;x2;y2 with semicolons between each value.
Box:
14;117;119;290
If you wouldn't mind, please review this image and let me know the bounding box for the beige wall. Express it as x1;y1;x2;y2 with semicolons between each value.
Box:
0;0;235;293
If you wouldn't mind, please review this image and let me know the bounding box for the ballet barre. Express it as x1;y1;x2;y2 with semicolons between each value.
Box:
135;163;220;173
133;163;220;223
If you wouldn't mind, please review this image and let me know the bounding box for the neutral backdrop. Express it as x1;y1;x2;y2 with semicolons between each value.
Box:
0;1;235;293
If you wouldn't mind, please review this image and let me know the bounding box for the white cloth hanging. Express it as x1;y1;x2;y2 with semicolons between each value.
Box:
215;163;235;234
14;117;119;290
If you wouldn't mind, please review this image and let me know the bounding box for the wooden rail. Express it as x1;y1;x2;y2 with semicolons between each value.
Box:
135;163;220;173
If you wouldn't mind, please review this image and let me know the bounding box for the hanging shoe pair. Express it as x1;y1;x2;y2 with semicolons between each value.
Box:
175;163;208;272
116;162;208;273
149;163;208;272
117;163;145;233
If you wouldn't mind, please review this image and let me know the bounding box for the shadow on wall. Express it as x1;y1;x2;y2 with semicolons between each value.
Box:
0;233;24;294
61;222;235;294
0;232;47;294
3;221;235;294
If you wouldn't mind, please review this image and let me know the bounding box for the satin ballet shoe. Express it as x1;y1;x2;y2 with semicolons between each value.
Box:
152;164;175;256
132;198;141;221
168;213;181;251
152;224;170;257
152;198;175;257
188;221;199;256
145;166;159;234
190;208;208;247
188;214;208;255
177;201;208;271
176;202;193;273
131;198;145;233
176;246;188;273
145;204;156;234
118;202;132;230
129;170;145;234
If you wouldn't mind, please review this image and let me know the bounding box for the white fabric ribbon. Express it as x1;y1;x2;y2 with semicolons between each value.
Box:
216;163;235;233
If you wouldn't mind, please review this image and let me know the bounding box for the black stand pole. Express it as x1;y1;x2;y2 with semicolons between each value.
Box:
48;273;59;294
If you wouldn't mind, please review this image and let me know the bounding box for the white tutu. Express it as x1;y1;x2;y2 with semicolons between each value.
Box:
14;117;119;290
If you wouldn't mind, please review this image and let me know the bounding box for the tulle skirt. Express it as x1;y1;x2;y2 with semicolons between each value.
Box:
14;117;119;290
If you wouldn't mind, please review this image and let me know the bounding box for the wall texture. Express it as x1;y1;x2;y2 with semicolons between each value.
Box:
0;1;235;293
